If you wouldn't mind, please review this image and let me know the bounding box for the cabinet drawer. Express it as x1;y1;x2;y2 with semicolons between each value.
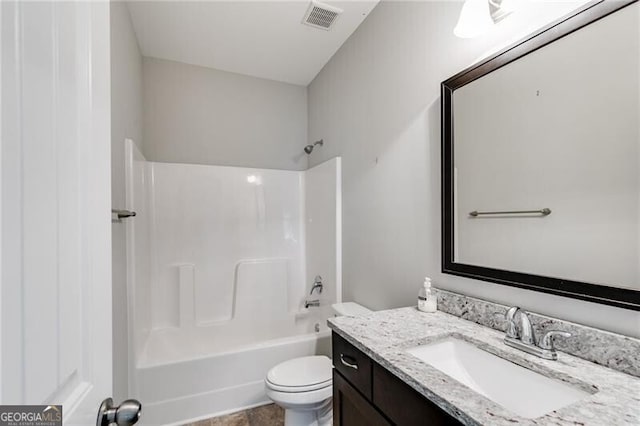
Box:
332;333;372;400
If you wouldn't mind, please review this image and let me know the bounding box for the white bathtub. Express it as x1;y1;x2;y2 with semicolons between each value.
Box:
136;329;332;426
124;151;342;425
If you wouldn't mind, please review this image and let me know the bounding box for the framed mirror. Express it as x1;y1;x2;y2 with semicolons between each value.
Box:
442;0;640;310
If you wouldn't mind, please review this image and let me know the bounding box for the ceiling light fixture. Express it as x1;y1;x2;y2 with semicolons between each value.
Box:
454;0;516;39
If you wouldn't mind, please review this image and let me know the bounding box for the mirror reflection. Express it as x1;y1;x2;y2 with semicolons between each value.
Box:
453;4;639;290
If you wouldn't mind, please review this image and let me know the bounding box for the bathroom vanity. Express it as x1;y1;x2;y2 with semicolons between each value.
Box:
332;332;460;425
328;293;640;426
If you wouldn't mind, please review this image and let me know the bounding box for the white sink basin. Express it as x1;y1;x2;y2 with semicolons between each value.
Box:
406;337;591;419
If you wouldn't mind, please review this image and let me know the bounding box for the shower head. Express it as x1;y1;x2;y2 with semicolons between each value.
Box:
304;139;324;155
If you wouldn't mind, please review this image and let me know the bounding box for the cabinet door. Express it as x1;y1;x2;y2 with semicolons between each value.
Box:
373;364;461;426
333;370;391;426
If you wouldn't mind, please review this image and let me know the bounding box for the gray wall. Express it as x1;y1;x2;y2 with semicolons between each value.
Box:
307;0;640;337
143;57;308;170
111;1;143;401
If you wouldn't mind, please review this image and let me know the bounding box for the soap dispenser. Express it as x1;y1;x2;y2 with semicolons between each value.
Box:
418;277;437;313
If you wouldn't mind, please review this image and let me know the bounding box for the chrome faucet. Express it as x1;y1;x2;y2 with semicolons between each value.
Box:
310;275;323;295
501;306;571;361
305;299;320;309
513;306;536;345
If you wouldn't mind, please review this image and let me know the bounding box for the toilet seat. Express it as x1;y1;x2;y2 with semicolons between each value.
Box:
266;377;332;393
265;383;333;408
266;355;332;393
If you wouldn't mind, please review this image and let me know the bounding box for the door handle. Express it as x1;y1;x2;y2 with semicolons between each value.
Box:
97;398;141;426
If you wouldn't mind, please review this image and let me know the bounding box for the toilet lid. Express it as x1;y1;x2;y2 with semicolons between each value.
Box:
266;356;332;392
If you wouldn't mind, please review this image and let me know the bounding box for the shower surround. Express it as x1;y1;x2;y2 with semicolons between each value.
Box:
123;140;341;425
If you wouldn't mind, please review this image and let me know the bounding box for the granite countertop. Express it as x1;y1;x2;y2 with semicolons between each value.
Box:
328;307;640;426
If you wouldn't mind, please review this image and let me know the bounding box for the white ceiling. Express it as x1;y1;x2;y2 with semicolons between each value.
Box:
127;0;379;86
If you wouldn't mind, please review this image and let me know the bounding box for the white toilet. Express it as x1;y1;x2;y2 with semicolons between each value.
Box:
265;302;372;426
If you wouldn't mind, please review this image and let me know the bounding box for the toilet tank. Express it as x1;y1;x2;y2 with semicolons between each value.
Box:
331;302;372;317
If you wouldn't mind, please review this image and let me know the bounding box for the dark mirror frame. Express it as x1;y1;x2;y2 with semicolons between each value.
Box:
441;0;640;311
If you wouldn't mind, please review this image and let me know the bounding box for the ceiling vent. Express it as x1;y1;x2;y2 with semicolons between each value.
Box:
302;1;343;31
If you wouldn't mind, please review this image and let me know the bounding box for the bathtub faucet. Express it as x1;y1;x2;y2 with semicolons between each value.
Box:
310;275;323;295
305;299;320;309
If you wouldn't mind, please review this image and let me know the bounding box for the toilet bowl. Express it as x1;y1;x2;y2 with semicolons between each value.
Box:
265;303;372;426
265;356;333;426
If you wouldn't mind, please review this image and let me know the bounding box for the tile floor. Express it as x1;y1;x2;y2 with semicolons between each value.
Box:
185;404;284;426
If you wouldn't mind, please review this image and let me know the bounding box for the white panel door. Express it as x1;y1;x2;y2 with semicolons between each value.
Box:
1;1;113;425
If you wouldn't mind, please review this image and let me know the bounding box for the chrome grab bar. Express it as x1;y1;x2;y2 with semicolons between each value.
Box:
469;208;551;217
340;354;358;370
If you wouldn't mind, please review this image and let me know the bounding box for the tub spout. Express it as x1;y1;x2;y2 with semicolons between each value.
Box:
305;299;320;309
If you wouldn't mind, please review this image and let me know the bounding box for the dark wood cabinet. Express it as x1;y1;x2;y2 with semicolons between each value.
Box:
372;363;459;425
332;332;462;426
333;369;391;426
